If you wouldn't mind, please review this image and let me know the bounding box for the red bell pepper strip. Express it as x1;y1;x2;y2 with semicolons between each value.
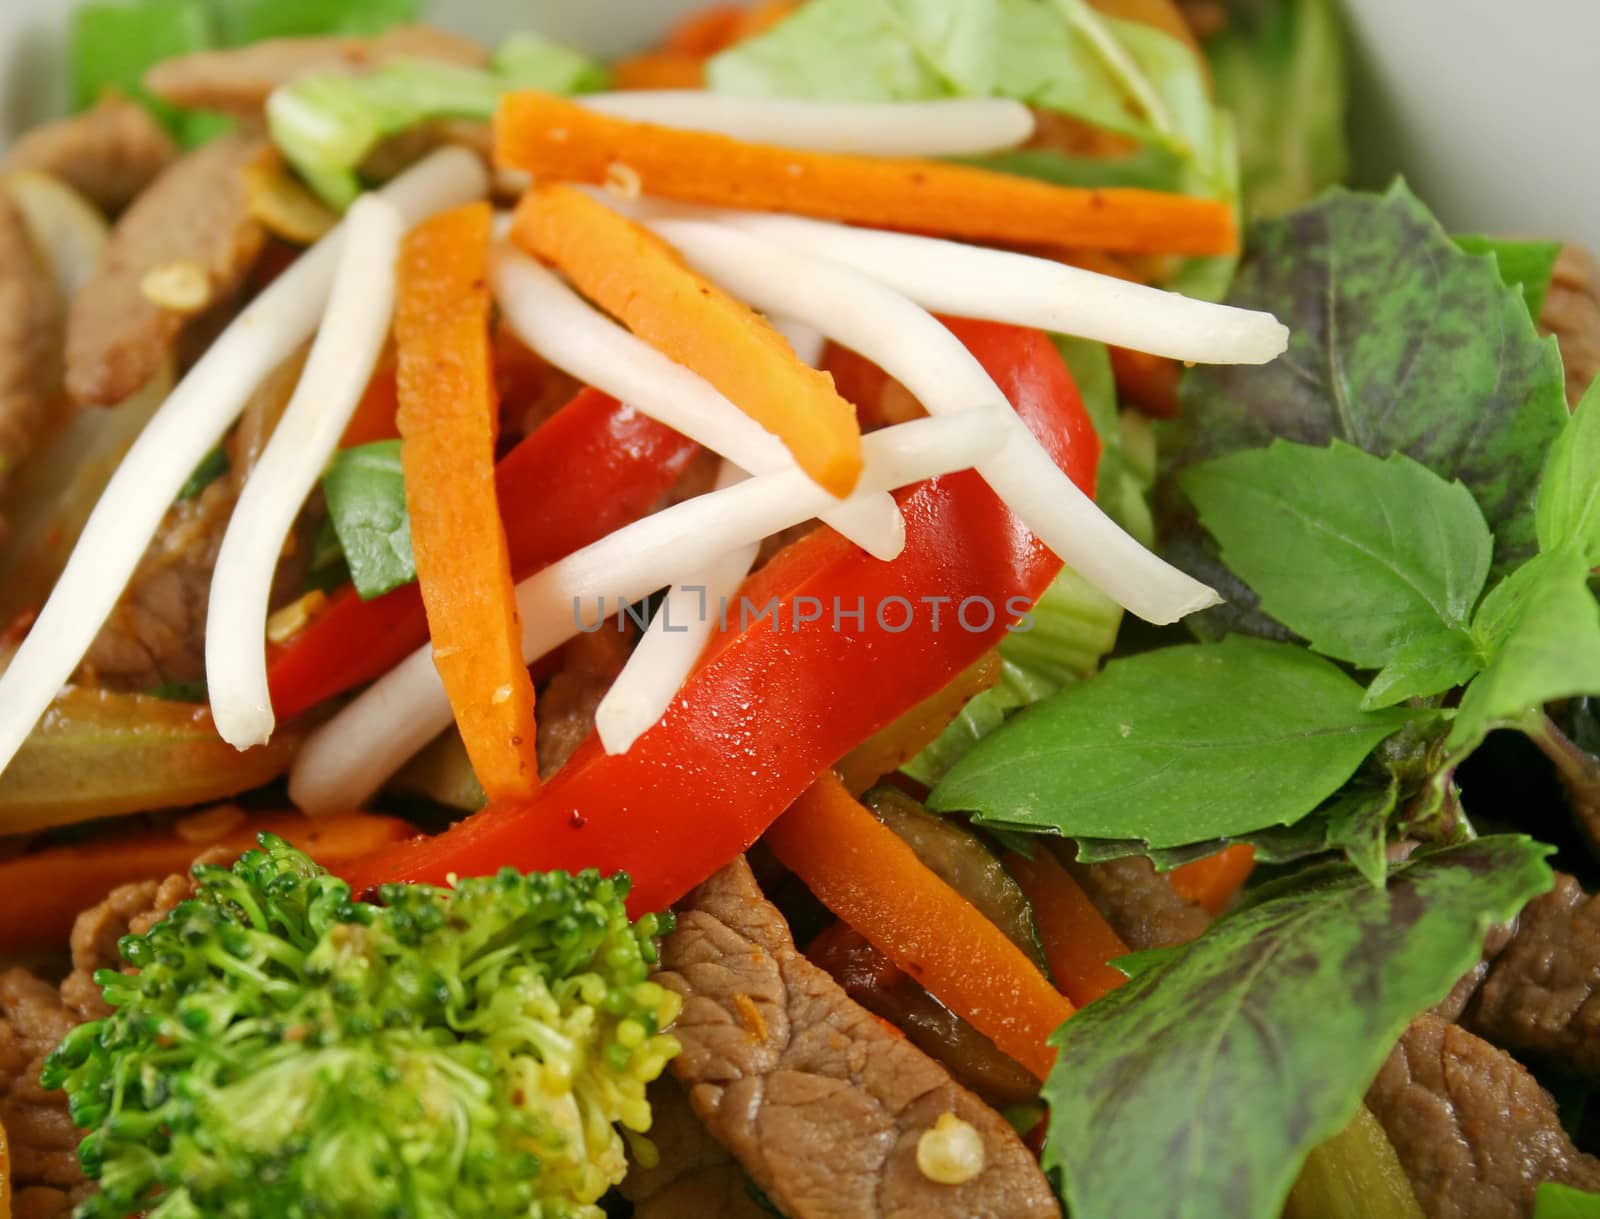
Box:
267;389;699;719
340;320;1099;915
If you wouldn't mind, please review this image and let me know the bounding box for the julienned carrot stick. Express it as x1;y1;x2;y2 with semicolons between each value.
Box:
0;809;414;957
1005;848;1131;1007
766;772;1074;1080
494;91;1238;258
512;183;864;496
1169;843;1257;915
395;202;540;801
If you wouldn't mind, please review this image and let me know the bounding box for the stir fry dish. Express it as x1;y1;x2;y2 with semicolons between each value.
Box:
0;0;1597;1216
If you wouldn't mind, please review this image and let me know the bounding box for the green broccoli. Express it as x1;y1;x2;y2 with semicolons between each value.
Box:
42;835;681;1219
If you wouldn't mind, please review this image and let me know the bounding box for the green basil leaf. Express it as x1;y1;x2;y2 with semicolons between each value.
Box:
1109;946;1184;981
1454;234;1563;320
1167;184;1568;606
1450;546;1600;749
321;439;415;601
1536;1183;1600;1219
1361;628;1482;710
1075;778;1399;887
929;636;1417;848
1537;376;1600;562
1044;836;1555;1219
1180;440;1492;670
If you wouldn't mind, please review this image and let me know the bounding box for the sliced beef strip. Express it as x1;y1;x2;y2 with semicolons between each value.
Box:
536;627;634;778
65;132;270;407
1463;872;1600;1080
76;350;302;690
2;94;177;215
1062;850;1211;950
144;25;487;117
1367;1013;1600;1219
1430;919;1515;1023
657;857;1059;1219
1541;244;1600;407
806;922;1040;1108
0;191;59;516
0;871;193;1219
620;1078;772;1219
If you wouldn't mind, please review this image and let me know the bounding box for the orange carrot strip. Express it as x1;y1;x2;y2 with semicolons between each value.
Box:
0;809;414;957
612;51;709;90
494;91;1238;257
1005;848;1132;1007
664;4;747;53
512;183;864;495
1169;844;1257;915
396;202;541;800
765;772;1074;1080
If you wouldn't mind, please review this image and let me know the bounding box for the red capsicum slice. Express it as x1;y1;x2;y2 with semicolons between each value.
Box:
267;389;700;719
340;320;1098;915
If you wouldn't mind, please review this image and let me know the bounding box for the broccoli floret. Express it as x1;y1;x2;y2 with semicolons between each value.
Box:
43;835;681;1219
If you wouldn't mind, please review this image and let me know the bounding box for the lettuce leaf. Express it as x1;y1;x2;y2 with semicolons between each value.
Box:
709;0;1225;194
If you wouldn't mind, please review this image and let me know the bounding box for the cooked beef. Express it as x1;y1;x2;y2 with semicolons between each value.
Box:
620;1079;772;1219
0;191;59;516
0;872;191;1219
536;627;634;778
1464;873;1600;1080
360;119;494;184
77;352;301;690
1367;1013;1600;1219
2;94;177;215
0;970;84;1209
1541;245;1600;407
807;922;1040;1108
144;25;488;117
657;857;1058;1219
1063;851;1211;950
59;871;190;1021
65;133;270;407
1431;920;1515;1023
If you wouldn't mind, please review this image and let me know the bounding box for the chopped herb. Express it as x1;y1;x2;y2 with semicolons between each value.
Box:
321;440;415;600
177;445;230;501
143;680;208;703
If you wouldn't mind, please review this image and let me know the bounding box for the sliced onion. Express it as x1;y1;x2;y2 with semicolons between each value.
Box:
491;246;904;560
581;93;1035;157
0;148;489;784
0;365;171;623
208;194;405;750
289;410;1007;813
649;218;1220;625
3;169;108;303
0;687;303;835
